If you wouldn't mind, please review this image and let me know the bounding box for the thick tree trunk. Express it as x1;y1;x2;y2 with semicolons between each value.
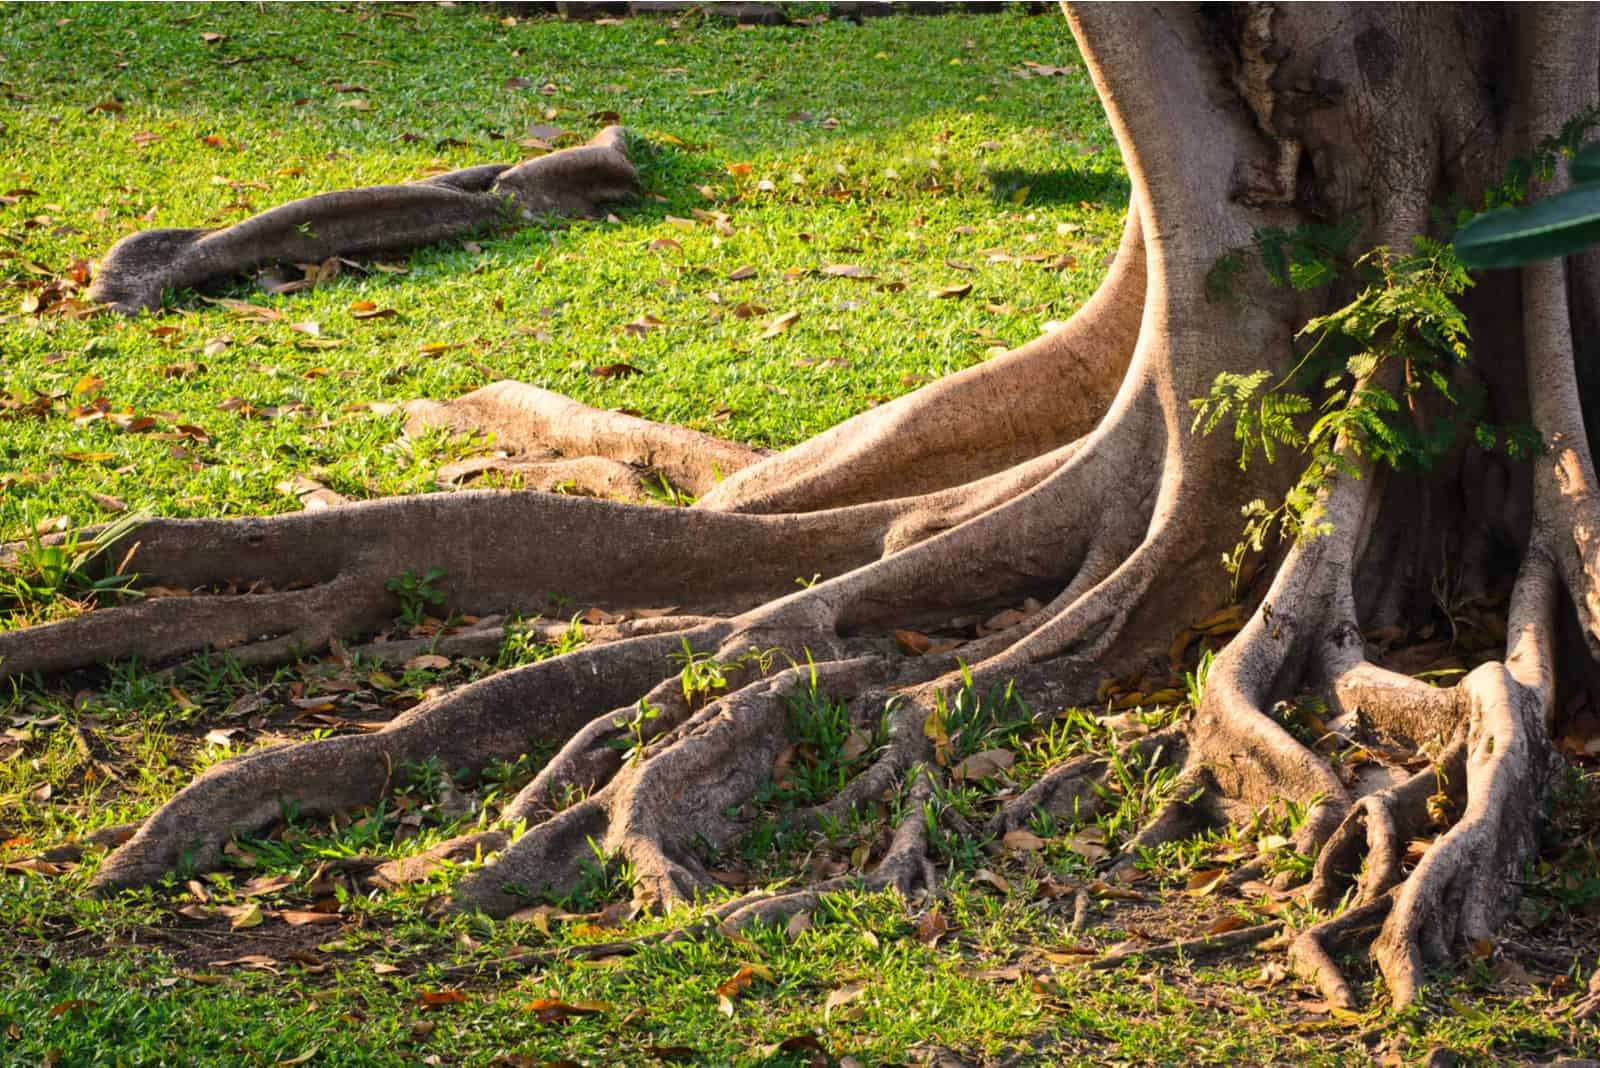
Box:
4;2;1595;1012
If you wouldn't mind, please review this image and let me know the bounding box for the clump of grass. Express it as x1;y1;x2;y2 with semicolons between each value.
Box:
0;509;147;628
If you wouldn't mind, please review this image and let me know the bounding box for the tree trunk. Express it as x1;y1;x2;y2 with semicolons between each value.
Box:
4;2;1594;1011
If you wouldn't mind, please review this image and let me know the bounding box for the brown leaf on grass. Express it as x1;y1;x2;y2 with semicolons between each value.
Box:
88;492;127;513
1002;828;1046;852
973;868;1012;894
280;910;342;926
821;264;874;279
760;311;800;339
727;265;757;281
508;904;554;935
760;1036;829;1065
591;362;644;379
419;990;468;1009
1020;59;1075;76
823;982;866;1018
202;727;240;747
209;954;280;973
715;963;773;1000
1205;914;1251;935
647;238;681;252
227;903;264;929
644;1045;699;1062
1067;826;1111;861
931;282;973;299
524;122;567;142
404;654;450;671
732;302;767;319
199;31;226;44
621;314;664;336
275;475;347;511
954;748;1015;782
1186;868;1228;894
207;297;284;322
349;301;397;320
916;909;949;945
522;997;610;1024
240;873;296;897
1;858;68;877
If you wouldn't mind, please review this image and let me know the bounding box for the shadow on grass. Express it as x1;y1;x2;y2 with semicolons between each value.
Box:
986;166;1131;207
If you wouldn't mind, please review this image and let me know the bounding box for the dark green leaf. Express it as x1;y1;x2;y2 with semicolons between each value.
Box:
1572;143;1600;184
1455;184;1600;268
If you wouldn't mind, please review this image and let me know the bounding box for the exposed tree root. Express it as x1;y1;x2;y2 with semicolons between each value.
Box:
1089;921;1284;971
10;4;1598;1026
1306;743;1466;912
405;380;769;500
1288;896;1394;1011
87;127;638;315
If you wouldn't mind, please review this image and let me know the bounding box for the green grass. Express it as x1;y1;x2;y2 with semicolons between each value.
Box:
1;0;1122;535
2;4;1599;1066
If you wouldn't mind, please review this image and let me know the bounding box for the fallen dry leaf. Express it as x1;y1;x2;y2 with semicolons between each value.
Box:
209;954;279;972
894;629;932;655
824;983;866;1017
954;748;1015;781
280;910;343;927
1186;868;1228;894
973;868;1012;894
591;362;644;379
228;902;264;930
1002;828;1046;852
522;997;610;1024
715;963;773;1000
760;311;801;339
419;989;468;1009
916;909;949;944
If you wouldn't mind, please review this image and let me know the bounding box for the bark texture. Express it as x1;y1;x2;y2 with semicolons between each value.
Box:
6;2;1596;1012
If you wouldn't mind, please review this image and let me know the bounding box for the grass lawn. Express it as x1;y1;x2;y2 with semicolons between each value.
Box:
2;4;1598;1066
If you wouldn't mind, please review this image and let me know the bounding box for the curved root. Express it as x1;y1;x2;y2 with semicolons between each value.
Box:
90;628;702;892
1287;897;1394;1010
406;380;768;499
88;127;637;315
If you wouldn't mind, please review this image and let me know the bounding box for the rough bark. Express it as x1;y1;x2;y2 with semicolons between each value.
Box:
5;2;1595;1013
